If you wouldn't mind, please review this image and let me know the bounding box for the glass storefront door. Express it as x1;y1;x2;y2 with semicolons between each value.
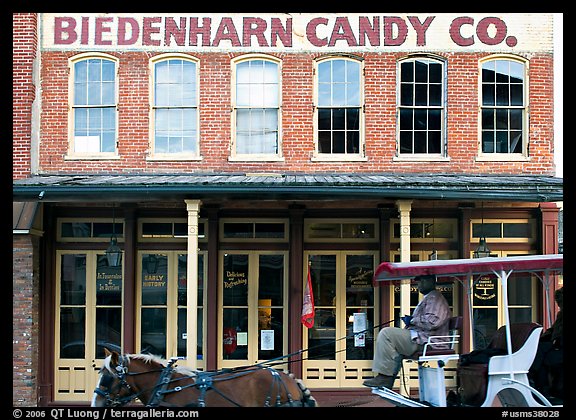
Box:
218;251;288;369
137;252;206;365
55;251;123;401
302;251;377;388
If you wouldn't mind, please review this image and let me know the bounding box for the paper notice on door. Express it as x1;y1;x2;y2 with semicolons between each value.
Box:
237;332;248;346
260;330;274;350
353;312;367;333
354;332;366;347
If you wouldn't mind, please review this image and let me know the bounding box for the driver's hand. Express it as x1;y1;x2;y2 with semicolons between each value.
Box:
401;315;413;327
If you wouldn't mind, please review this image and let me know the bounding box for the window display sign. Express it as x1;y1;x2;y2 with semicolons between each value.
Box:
474;275;497;302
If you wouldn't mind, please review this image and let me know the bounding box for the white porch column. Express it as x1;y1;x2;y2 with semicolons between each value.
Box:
185;199;202;369
396;199;412;396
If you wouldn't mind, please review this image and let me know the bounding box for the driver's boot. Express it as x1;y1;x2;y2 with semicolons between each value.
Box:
362;374;396;389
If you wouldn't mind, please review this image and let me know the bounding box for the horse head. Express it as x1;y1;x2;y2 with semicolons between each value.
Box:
92;348;137;407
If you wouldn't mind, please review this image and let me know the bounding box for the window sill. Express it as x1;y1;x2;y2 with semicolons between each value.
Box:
475;154;530;162
228;156;285;162
64;154;120;160
147;154;203;161
311;155;368;162
392;155;450;162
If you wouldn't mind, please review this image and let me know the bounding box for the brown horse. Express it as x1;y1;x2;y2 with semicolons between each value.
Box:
91;349;318;407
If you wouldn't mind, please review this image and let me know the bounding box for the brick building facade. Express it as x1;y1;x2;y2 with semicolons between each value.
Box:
13;13;562;406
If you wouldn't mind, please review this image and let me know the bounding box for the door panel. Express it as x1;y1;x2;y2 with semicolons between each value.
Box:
55;252;123;401
219;252;288;369
303;251;377;388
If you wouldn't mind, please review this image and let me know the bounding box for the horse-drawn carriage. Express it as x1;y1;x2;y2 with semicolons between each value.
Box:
370;254;563;408
91;254;562;408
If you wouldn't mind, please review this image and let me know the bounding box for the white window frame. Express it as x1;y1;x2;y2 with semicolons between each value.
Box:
394;54;449;162
66;52;119;160
312;55;366;162
230;54;283;162
477;54;530;162
148;53;201;161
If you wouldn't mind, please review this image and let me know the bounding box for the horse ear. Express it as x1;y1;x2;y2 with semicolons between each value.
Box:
105;348;120;365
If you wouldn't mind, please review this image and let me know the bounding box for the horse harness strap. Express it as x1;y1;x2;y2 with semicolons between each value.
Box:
264;368;295;407
148;363;296;407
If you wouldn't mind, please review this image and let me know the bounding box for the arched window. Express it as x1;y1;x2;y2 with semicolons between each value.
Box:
314;57;363;158
231;56;281;159
397;56;446;155
480;57;527;155
70;54;118;155
151;55;199;158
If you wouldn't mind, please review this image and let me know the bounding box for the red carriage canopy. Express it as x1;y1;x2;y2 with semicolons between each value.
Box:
373;254;563;285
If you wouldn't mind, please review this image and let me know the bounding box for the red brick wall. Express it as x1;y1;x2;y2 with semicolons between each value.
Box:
13;13;37;180
13;235;40;407
31;49;555;176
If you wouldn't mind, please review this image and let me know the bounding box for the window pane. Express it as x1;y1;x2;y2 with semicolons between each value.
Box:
508;275;532;305
429;84;441;106
223;254;249;306
347;131;359;153
428;109;441;130
496;83;509;106
414;131;426;153
415;83;428;106
400;83;413;106
414;109;427;130
95;308;122;358
332;108;345;130
333;131;345;153
428;130;441;153
429;62;442;83
258;307;284;360
482;109;494;129
318;131;331;153
96;261;122;305
482;131;494;153
318;108;331;130
347;108;359;130
399;131;413;153
223;308;248;360
141;308;167;357
401;61;413;82
510;84;523;106
415;60;428;82
61;222;90;238
255;223;285;239
61;254;86;305
258;254;284;305
496;130;508;153
60;308;86;358
141;254;168;305
482;61;495;82
332;60;345;82
400;109;413;130
482;83;495;106
503;223;531;238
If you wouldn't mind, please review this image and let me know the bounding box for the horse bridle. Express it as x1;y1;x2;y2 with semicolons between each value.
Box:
93;355;160;407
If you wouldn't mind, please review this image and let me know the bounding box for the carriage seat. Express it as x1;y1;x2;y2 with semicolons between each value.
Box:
457;322;543;407
408;316;463;362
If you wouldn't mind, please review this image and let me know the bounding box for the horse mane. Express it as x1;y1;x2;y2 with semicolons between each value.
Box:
123;353;197;376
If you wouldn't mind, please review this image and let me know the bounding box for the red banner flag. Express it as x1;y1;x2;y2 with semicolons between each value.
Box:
301;263;315;328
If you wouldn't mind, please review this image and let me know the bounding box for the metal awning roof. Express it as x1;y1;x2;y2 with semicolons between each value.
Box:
13;201;39;233
12;173;563;202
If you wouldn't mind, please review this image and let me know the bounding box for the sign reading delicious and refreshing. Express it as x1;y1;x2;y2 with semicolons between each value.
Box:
41;13;554;52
